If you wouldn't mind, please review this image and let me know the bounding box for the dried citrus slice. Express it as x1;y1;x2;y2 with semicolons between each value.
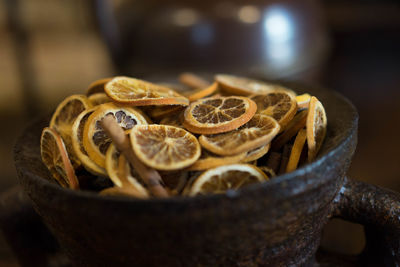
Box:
296;93;311;109
179;72;210;89
148;105;185;120
199;114;280;156
86;77;112;95
250;91;297;130
186;150;247;171
88;93;112;106
99;186;147;198
216;74;295;96
71;108;107;176
105;143;122;187
183;96;257;134
105;76;189;106
50;94;92;167
188;164;268;196
258;166;276;178
241;143;270;163
306;97;327;161
183;82;219;102
83;103;148;168
286;128;307;172
130;125;201;171
159;171;189;195
118;154;149;198
159;111;185;128
40;127;79;189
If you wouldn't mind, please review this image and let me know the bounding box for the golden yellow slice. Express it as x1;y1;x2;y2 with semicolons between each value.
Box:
105;76;189;106
41;127;79;189
188;164;268;196
183;96;257;134
50;94;91;167
186;150;247;171
286;128;307;172
241;143;270;163
306;97;327;161
88;93;112;106
83;103;148;168
71;108;107;176
250;91;297;130
130;125;201;171
199;114;280;156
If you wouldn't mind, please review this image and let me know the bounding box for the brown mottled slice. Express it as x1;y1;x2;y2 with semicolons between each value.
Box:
105;76;189;106
186;149;247;171
216;74;295;96
130;125;201;171
183;96;257;134
199;114;280;156
86;77;113;95
41;127;79;189
250;91;297;130
83;103;148;168
50;94;92;168
306;97;327;161
188;164;268;196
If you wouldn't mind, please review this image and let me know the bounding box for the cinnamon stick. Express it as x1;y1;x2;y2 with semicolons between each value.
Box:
101;115;169;197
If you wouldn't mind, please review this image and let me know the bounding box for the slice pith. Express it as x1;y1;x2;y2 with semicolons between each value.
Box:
83;103;148;168
130;125;201;171
41;127;79;189
306;96;327;161
188;164;268;196
105;76;189;106
183;96;257;134
199;114;280;156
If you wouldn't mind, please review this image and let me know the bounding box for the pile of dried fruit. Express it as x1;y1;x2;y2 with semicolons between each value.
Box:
40;73;327;198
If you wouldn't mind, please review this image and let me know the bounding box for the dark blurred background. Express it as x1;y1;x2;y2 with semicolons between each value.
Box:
0;0;399;265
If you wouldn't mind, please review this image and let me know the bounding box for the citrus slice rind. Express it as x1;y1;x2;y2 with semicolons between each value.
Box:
188;164;268;196
118;155;149;197
216;74;296;96
105;144;123;187
83;102;148;168
130;125;201;171
183;82;219;102
105;76;189;106
186;150;247;171
199;114;280;156
41;127;79;189
50;94;92;168
71;108;107;176
306;96;327;162
286;128;307;172
241;143;270;163
86;77;113;96
88;93;112;106
183;96;257;134
250;91;297;130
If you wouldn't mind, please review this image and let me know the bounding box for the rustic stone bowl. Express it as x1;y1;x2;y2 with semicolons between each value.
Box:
8;82;400;266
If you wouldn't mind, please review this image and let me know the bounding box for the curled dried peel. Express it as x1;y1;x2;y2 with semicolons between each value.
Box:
83;103;148;168
199;114;280;156
183;96;257;134
188;164;268;196
41;127;79;189
307;97;327;162
105;76;189;106
130;125;201;171
250;91;297;130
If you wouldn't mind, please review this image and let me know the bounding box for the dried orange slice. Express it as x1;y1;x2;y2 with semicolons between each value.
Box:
148;105;185;120
159;111;185;128
286;128;307;172
258;166;276;178
130;125;201;171
199;114;280;156
306;97;327;161
88;93;112;106
159;171;189;195
216;74;295;96
83;103;148;168
183;96;257;134
50;94;92;167
250;91;297;130
179;72;210;89
186;150;247;171
99;186;147;198
188;164;268;196
86;77;112;96
296;93;311;109
183;82;219;102
241;143;270;163
40;127;79;189
105;76;189;106
71;108;107;176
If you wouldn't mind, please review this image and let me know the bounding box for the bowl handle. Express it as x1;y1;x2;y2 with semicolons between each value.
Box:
0;186;70;266
330;176;400;266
